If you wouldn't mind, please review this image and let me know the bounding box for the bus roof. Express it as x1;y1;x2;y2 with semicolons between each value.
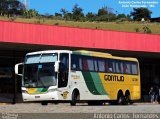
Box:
26;50;72;56
73;50;112;57
73;50;138;62
26;50;138;62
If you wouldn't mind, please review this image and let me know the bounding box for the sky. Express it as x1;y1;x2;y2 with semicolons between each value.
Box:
23;0;160;18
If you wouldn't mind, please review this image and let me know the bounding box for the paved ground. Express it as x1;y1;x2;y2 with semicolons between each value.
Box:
0;103;160;113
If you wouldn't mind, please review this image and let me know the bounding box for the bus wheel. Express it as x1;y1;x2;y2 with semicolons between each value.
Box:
117;92;125;105
41;102;48;106
70;90;79;106
125;92;131;105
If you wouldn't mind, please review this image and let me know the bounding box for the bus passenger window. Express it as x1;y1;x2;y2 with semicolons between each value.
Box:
124;64;127;73
60;53;69;69
120;62;124;74
87;58;94;71
131;63;138;75
108;61;113;73
94;60;98;72
82;58;88;71
98;60;105;72
105;62;109;72
115;62;120;73
71;55;80;70
124;63;131;74
79;58;83;70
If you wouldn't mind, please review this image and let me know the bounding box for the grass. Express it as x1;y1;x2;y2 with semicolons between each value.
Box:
0;16;160;34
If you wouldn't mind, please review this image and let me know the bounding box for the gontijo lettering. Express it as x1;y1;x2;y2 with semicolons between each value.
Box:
104;75;124;81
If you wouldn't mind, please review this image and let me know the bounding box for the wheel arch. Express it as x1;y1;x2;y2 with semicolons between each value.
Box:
117;89;124;99
125;90;130;96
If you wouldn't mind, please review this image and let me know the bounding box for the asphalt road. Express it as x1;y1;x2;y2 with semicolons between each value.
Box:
0;103;160;119
0;102;160;113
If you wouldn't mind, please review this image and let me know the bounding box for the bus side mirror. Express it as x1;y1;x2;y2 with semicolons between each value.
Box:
15;63;24;76
54;61;60;72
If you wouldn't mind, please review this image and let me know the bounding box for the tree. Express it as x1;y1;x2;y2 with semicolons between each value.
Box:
117;14;126;19
60;8;68;17
64;13;73;20
0;0;7;16
8;0;25;16
97;6;115;22
98;8;107;16
130;8;152;21
126;14;131;21
86;12;95;21
55;13;62;17
23;9;39;18
0;0;25;17
60;8;72;20
116;14;130;22
54;13;62;20
72;4;84;21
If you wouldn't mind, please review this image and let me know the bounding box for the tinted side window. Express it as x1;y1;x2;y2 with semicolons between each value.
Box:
112;61;116;73
120;62;124;74
71;55;139;75
60;53;69;69
124;62;131;74
87;58;94;71
94;60;98;72
115;61;124;74
82;57;88;71
106;59;114;73
98;59;105;72
59;53;69;88
79;58;83;70
71;55;80;70
115;61;120;73
131;63;138;75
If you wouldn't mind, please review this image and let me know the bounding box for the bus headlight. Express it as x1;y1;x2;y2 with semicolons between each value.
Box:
47;88;57;93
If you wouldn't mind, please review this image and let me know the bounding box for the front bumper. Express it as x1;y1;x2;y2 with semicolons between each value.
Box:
22;91;58;102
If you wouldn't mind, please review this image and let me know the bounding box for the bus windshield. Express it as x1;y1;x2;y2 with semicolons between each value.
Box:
23;54;58;88
24;63;57;88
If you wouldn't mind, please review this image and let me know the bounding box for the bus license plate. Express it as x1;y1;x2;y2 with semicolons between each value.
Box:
35;96;40;99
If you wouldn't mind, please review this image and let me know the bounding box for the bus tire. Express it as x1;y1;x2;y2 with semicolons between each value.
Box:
70;90;79;106
125;91;131;105
41;102;48;106
117;91;125;105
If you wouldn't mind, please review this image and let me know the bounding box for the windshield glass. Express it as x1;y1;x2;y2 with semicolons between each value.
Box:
23;53;58;88
25;53;57;64
23;63;57;87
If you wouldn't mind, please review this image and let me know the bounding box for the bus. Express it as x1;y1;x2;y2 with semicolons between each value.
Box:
15;50;141;105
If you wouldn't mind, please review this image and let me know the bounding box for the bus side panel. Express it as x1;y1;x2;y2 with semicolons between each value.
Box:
69;71;110;100
99;73;141;101
131;75;141;100
58;72;140;101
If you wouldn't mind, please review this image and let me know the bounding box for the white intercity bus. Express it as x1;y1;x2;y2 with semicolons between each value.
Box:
15;50;141;105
